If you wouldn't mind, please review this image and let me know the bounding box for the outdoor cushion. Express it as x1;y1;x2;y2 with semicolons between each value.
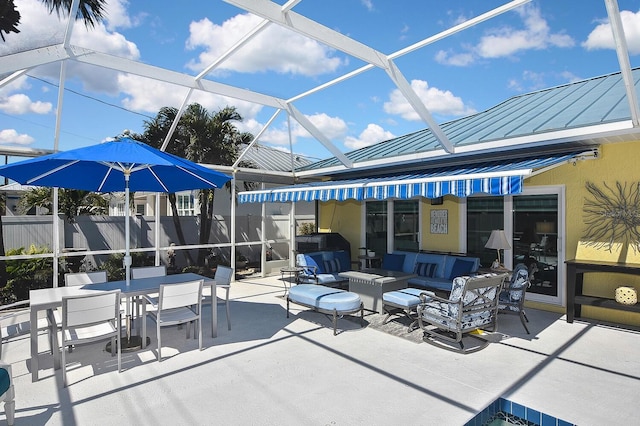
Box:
0;368;9;396
324;258;341;273
447;258;475;280
414;262;438;278
308;254;325;273
383;288;433;307
333;250;351;272
382;253;405;271
288;285;361;312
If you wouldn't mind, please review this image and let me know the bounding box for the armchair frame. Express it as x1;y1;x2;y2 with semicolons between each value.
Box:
417;273;507;354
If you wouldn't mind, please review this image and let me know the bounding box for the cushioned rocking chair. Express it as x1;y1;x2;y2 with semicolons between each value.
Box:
417;273;507;354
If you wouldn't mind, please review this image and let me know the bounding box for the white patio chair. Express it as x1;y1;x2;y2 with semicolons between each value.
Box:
53;272;112;348
60;290;122;387
202;265;233;331
143;280;203;362
0;360;15;425
131;265;167;279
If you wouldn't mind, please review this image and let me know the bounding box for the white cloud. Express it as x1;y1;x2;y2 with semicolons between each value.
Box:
118;74;264;120
103;0;145;31
361;1;374;12
583;9;640;55
260;113;348;146
0;94;52;114
435;5;574;66
0;75;53;115
344;124;394;150
0;129;35;145
383;79;476;120
185;13;345;76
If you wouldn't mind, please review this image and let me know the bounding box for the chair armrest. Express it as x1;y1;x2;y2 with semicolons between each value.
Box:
419;292;450;304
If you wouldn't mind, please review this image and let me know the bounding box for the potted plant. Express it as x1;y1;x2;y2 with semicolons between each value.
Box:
235;252;248;269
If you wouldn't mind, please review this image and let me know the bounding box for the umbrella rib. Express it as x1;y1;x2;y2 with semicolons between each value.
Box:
147;167;169;193
26;160;80;185
177;165;220;188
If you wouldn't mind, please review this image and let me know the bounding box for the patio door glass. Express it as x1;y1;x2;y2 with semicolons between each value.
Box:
393;200;419;251
366;201;387;256
466;197;505;268
513;194;559;297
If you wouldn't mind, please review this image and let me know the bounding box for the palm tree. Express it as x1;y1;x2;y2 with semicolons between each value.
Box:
1;0;107;42
18;187;109;222
140;104;255;266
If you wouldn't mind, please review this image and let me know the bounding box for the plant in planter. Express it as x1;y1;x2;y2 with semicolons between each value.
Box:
235;252;248;269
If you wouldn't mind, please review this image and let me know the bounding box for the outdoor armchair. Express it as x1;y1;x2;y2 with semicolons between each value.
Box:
498;263;531;334
417;273;507;353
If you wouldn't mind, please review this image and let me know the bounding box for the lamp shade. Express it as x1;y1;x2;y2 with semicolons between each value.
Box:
536;221;555;234
485;230;511;250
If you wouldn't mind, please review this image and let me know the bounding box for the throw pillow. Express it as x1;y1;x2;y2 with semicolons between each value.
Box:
308;254;325;273
382;253;405;271
323;258;341;273
414;262;438;278
447;259;475;280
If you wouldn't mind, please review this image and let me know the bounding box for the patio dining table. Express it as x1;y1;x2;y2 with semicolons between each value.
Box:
29;272;217;382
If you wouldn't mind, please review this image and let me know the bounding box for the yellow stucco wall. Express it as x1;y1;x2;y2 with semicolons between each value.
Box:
421;196;462;253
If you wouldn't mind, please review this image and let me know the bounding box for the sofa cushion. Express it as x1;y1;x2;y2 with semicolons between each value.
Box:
306;254;325;273
447;258;475;280
382;253;405;271
414;262;438;278
324;258;341;273
333;250;351;272
415;253;448;279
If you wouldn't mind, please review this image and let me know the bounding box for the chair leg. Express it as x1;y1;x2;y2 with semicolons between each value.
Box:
225;294;231;331
157;323;162;362
520;311;530;334
4;385;14;426
61;343;67;387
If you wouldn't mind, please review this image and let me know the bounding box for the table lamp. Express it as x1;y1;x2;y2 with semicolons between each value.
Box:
485;229;511;267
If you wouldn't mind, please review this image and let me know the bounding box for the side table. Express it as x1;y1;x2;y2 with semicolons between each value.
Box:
280;266;304;296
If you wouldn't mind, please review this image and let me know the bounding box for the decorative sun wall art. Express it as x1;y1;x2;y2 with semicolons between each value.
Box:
582;181;640;253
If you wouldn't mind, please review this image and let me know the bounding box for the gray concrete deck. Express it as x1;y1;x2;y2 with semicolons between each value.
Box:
1;274;639;425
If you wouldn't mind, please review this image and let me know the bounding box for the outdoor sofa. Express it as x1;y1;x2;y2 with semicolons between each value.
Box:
377;250;481;292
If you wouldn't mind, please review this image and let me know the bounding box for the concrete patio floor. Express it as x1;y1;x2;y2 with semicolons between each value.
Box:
1;274;639;425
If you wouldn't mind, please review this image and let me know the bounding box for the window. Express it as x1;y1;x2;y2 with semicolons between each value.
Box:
136;204;145;215
176;194;195;216
365;199;420;254
467;197;505;268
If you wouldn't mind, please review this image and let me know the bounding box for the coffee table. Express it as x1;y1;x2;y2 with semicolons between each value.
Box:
338;269;417;314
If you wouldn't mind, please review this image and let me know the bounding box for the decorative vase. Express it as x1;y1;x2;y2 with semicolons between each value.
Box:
615;286;637;305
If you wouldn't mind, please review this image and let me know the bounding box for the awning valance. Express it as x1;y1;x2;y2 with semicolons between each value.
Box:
238;151;589;203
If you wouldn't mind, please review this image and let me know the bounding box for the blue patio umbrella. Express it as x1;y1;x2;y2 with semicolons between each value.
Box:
0;137;231;342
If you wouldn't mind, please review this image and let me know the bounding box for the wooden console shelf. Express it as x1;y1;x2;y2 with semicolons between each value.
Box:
566;259;640;323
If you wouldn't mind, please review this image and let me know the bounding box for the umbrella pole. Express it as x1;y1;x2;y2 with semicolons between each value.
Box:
121;173;146;351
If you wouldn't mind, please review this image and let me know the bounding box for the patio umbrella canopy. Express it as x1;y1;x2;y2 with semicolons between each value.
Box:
0;137;231;343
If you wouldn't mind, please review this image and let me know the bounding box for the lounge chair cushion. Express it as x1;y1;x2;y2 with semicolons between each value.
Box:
0;368;9;396
288;285;361;312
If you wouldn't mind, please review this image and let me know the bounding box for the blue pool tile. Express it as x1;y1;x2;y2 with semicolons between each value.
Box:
541;412;557;426
526;407;541;424
499;398;511;413
558;419;574;426
512;401;526;419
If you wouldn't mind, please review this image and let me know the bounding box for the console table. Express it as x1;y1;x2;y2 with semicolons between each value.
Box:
565;259;640;323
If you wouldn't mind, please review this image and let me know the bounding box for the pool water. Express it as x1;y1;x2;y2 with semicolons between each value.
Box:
464;397;576;426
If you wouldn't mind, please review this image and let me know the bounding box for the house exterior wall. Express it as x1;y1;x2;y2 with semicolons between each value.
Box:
316;139;640;326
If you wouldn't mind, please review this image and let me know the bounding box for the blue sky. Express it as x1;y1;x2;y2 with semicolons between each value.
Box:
1;0;640;162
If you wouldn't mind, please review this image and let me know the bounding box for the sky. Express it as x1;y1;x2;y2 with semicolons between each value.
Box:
1;0;640;163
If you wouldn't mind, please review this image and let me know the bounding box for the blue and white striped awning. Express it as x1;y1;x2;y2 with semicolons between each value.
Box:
238;152;585;203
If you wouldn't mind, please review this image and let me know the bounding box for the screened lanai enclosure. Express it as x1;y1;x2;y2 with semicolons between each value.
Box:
1;0;639;308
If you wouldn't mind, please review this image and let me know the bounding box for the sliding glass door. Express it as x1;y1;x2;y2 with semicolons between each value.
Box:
466;186;564;305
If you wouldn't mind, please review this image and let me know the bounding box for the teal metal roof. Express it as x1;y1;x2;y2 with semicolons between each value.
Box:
298;68;639;172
